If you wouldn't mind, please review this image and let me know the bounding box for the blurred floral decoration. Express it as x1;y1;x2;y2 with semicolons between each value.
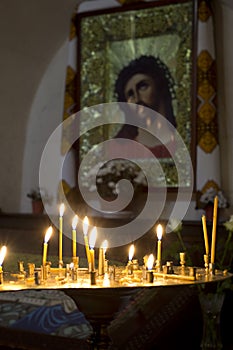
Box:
27;187;52;204
196;183;228;210
86;159;147;199
199;187;228;209
196;185;228;221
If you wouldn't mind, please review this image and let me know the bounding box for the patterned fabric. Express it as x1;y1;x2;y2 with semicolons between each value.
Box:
0;290;93;339
196;0;222;202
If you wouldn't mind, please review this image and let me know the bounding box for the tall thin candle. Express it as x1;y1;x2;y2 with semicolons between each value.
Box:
83;216;91;265
43;226;53;265
202;215;209;255
72;215;78;258
156;224;163;262
59;203;65;264
89;227;97;272
211;196;218;264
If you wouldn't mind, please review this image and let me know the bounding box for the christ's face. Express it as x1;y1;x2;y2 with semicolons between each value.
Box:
124;73;158;122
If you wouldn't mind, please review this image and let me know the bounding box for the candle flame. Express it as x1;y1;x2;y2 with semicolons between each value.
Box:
156;224;163;240
128;244;135;261
59;203;65;217
147;254;154;270
102;240;108;254
0;246;7;266
72;215;78;229
44;226;53;243
83;216;89;236
89;226;97;249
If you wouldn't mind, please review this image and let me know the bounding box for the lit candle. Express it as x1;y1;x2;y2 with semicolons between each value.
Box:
0;246;7;270
128;244;135;262
156;224;163;262
147;253;154;270
211;196;218;264
59;203;65;264
72;215;78;258
43;226;53;265
202;215;209;256
89;226;97;272
83;216;91;265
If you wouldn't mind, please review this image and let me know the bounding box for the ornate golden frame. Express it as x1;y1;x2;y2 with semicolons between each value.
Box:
76;0;197;189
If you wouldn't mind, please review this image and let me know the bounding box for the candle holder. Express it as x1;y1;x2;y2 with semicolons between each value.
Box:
69;263;78;281
42;262;51;281
209;263;215;275
18;261;25;274
90;271;96;285
109;265;116;280
179;252;186;274
132;259;139;270
72;256;79;269
0;269;3;284
167;261;174;274
34;269;41;285
146;270;154;283
204;254;209;274
189;266;196;278
156;259;162;272
127;261;133;275
28;263;35;277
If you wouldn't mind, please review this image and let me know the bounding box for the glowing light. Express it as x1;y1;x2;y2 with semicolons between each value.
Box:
128;244;135;261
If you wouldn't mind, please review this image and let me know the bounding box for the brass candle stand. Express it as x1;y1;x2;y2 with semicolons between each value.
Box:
146;270;154;283
127;261;133;275
90;270;97;285
179;252;186;275
0;269;3;284
204;254;209;274
155;259;162;272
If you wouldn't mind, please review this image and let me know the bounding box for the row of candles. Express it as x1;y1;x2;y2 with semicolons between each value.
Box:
44;210;108;274
0;195;219;284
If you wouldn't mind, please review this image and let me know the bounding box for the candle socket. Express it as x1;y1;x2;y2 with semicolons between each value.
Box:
18;261;25;274
156;260;162;272
42;262;51;281
72;256;79;269
146;270;154;283
204;254;209;274
189;266;196;278
28;263;35;277
34;270;41;285
0;270;3;284
127;261;133;275
180;252;186;267
209;263;215;275
59;260;63;269
90;271;96;285
109;265;116;280
163;261;174;274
